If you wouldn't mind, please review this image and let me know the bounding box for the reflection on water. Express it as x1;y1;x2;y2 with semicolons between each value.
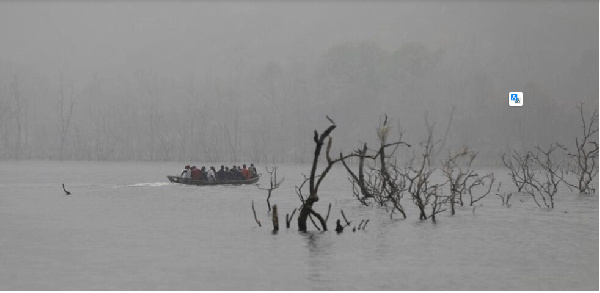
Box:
302;232;335;290
0;161;597;290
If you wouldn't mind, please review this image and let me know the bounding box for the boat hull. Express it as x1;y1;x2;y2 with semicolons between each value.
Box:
167;175;260;186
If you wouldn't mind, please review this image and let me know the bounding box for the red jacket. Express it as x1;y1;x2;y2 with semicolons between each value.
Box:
242;168;249;179
191;169;201;180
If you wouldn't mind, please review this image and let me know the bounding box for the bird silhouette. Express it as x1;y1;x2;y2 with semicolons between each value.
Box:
62;184;71;195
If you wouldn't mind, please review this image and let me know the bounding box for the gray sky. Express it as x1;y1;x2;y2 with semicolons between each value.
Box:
0;1;596;85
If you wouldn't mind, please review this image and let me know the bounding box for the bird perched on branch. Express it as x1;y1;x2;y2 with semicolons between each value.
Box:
377;115;389;143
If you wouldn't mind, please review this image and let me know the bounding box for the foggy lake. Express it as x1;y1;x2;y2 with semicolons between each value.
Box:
0;0;598;290
0;161;597;290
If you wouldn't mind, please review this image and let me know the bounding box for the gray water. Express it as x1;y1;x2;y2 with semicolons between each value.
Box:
0;161;597;290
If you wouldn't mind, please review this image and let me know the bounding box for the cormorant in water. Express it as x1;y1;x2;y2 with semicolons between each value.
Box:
62;184;71;195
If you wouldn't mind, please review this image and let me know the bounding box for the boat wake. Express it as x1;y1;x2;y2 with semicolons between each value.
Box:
127;182;171;187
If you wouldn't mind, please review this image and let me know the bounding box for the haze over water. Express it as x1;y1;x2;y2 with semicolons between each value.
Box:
0;1;598;290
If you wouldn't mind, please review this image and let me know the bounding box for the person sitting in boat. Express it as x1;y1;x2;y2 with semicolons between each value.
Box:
189;166;195;179
236;166;243;179
181;165;191;179
237;166;245;180
191;166;201;180
224;166;231;180
200;166;208;181
207;166;216;182
249;163;257;178
216;165;226;181
228;165;236;180
230;165;241;180
242;164;250;179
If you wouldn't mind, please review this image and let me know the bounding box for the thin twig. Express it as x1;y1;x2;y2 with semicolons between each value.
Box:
325;203;332;222
340;209;352;227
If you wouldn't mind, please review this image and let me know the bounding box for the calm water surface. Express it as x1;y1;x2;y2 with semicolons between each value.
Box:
0;161;597;290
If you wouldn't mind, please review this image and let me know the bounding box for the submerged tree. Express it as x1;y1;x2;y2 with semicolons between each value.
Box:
341;116;411;219
343;115;449;222
559;102;598;194
341;112;496;222
442;147;495;213
296;117;353;232
501;150;535;192
257;166;285;212
403;125;446;221
525;144;565;208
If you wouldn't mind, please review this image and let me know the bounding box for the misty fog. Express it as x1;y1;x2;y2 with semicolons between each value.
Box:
0;1;597;164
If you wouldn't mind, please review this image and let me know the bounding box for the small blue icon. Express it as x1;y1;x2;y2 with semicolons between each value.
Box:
511;93;520;103
509;92;523;106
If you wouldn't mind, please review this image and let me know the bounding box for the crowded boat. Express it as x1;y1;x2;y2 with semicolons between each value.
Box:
167;163;260;185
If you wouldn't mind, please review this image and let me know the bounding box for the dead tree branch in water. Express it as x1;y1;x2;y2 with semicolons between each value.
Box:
341;115;411;219
525;144;564;208
497;183;513;207
501;151;535;192
361;219;370;230
468;173;495;206
325;203;332;222
427;104;456;164
251;200;261;227
295;174;310;204
340;209;352;227
403;125;444;221
286;208;297;229
342;143;372;205
428;190;447;223
257;166;284;212
308;214;321;231
558;102;598;194
441;147;475;214
272;205;279;231
335;219;344;233
357;220;364;230
297;116;352;232
441;147;496;212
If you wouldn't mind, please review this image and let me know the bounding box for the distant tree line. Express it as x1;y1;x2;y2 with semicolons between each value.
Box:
0;41;596;163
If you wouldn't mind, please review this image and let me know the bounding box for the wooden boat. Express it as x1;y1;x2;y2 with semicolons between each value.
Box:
167;175;260;186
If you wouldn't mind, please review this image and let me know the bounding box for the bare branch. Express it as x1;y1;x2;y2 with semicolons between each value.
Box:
251;200;261;227
340;209;352;227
